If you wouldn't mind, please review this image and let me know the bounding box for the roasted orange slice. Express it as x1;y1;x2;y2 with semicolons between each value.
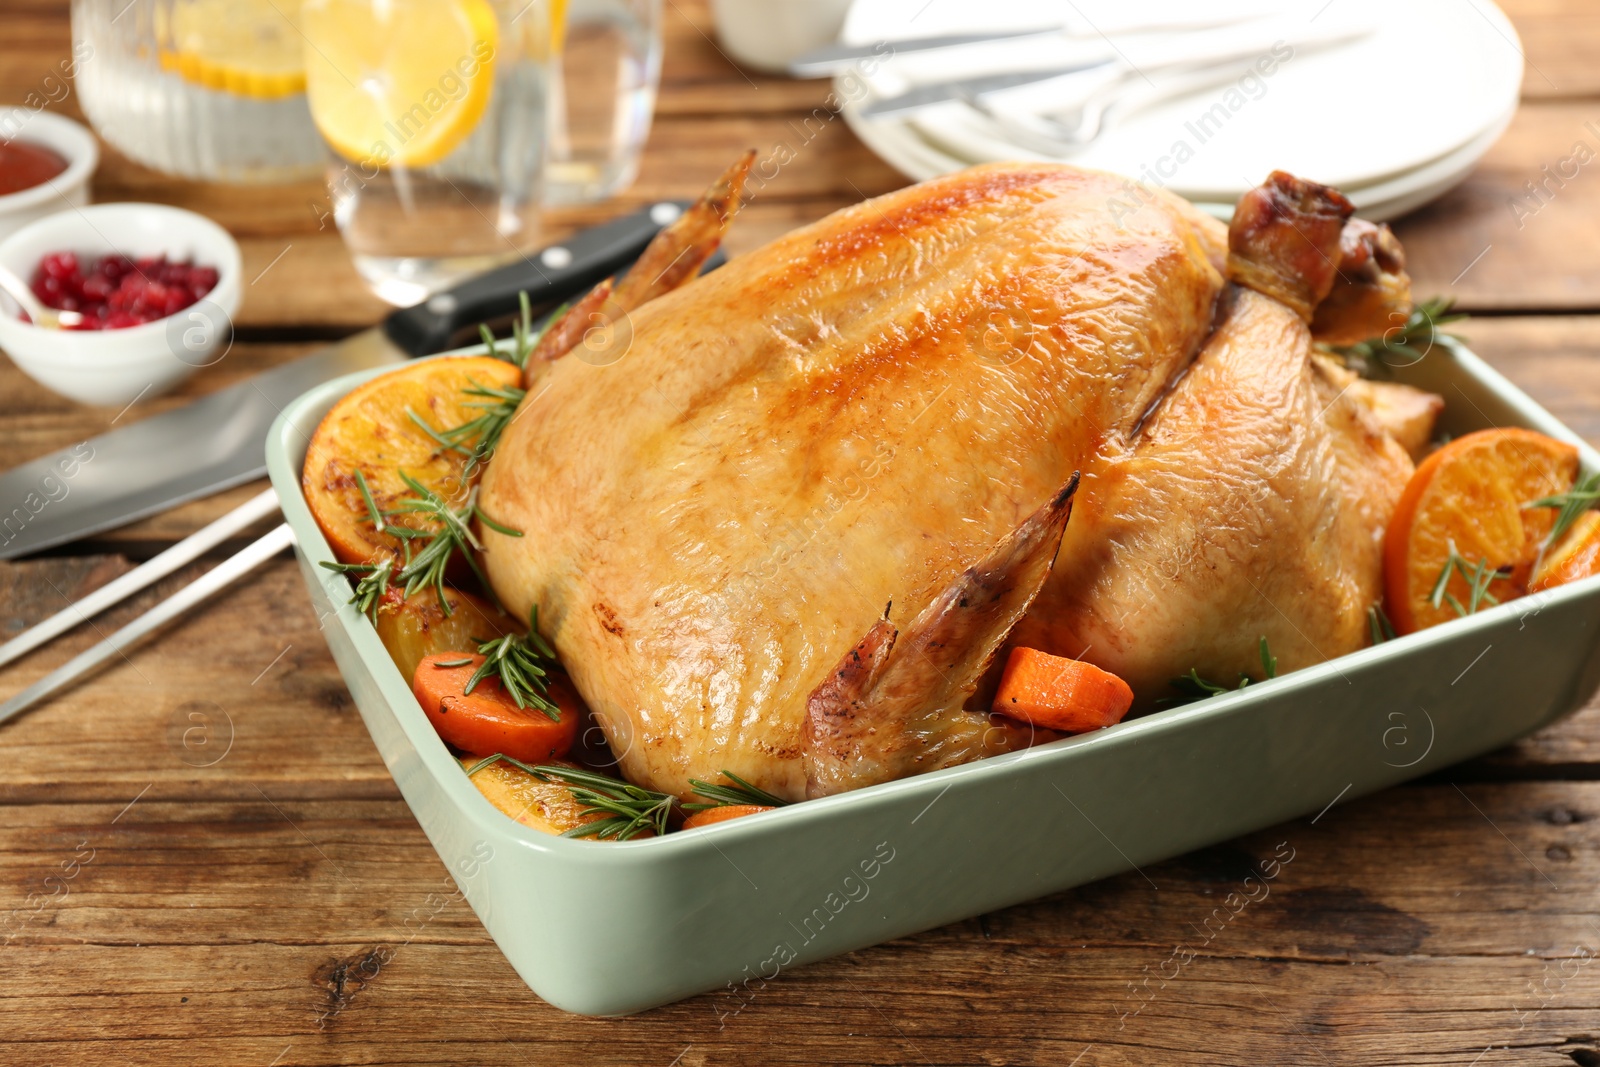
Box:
1384;428;1578;634
373;585;517;682
1530;511;1600;593
302;355;523;565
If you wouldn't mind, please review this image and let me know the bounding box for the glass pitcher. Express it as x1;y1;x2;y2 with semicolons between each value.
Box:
72;0;325;184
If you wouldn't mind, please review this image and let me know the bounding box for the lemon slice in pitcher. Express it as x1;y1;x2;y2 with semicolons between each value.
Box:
158;0;308;100
301;0;500;169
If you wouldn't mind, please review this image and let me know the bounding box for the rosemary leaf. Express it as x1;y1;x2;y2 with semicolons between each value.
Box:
319;557;395;622
1429;539;1508;618
684;771;790;811
354;468;385;534
1161;636;1278;706
1367;605;1397;645
1529;470;1600;549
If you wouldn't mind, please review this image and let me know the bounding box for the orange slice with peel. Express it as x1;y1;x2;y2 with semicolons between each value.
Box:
301;355;522;566
1530;510;1600;593
158;0;308;100
1383;428;1578;634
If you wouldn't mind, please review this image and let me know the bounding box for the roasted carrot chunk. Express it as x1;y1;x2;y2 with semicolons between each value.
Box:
991;647;1133;734
413;653;580;763
681;804;773;830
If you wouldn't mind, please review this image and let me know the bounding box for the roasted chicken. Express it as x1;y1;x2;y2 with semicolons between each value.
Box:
478;163;1441;801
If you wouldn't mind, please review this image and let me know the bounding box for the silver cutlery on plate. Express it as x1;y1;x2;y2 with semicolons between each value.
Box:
856;15;1374;123
788;13;1266;77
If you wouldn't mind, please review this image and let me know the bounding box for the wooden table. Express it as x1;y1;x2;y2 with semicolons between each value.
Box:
6;2;1600;1063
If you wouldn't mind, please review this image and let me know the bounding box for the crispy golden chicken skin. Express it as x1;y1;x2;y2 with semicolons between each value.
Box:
479;163;1438;799
1013;288;1416;703
1017;173;1428;708
479;163;1227;800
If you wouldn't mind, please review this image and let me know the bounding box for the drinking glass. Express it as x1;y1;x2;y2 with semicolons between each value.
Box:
302;0;558;305
71;0;326;184
545;0;662;205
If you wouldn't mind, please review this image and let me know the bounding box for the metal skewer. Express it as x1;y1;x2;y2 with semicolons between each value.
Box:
0;488;282;670
0;523;296;726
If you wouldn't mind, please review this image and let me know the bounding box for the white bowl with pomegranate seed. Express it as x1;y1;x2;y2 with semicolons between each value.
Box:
0;202;241;406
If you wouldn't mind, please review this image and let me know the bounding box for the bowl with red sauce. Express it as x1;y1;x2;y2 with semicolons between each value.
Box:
0;202;241;406
0;109;97;243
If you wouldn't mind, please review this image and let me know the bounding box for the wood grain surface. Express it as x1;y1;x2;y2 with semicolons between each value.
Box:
5;1;1600;1064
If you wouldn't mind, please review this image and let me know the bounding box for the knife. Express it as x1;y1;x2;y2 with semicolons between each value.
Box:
0;202;690;560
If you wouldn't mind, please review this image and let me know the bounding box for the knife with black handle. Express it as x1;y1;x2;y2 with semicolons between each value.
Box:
0;201;691;560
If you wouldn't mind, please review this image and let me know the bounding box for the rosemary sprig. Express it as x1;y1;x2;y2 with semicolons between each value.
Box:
1162;636;1278;706
1166;668;1235;702
323;298;558;622
463;606;561;719
464;756;676;840
1325;296;1466;376
321;470;520;619
407;292;570;481
479;290;569;371
1429;538;1509;617
321;556;396;622
1529;470;1600;550
684;771;790;812
407;378;528;480
380;472;522;613
1368;604;1397;645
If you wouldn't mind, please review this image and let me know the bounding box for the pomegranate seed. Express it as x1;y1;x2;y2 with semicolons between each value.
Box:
40;251;78;280
27;250;217;330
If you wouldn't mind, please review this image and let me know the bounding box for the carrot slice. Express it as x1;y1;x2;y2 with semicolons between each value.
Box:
413;653;581;762
302;355;523;565
1383;428;1578;634
991;647;1134;733
681;804;773;830
1530;511;1600;593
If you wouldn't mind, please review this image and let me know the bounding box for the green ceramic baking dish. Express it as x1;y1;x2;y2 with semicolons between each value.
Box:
265;338;1600;1017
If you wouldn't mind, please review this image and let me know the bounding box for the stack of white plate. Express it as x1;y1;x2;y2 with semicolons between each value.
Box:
837;0;1522;220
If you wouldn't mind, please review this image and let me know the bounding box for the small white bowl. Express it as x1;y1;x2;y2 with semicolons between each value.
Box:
708;0;851;73
0;108;98;244
0;202;242;407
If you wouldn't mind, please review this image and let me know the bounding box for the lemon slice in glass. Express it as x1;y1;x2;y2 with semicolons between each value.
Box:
301;0;500;169
158;0;308;100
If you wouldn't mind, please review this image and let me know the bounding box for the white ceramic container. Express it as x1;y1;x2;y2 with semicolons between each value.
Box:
0;202;242;406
